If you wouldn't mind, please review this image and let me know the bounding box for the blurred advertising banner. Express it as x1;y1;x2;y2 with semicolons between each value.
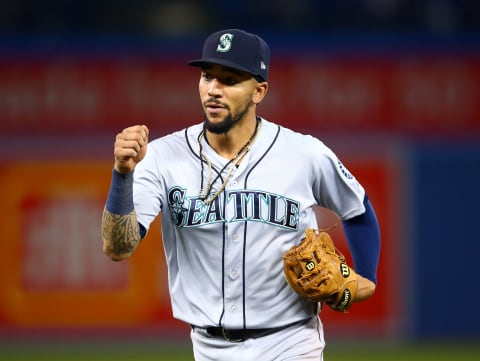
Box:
0;56;479;137
0;144;404;338
0;161;172;328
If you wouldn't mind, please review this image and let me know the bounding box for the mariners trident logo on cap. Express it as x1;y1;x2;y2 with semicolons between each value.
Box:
217;33;234;52
187;29;271;82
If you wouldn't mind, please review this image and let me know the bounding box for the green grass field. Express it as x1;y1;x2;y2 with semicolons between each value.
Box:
0;341;479;360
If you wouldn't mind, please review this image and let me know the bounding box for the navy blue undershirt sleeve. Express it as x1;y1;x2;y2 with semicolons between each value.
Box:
342;194;381;284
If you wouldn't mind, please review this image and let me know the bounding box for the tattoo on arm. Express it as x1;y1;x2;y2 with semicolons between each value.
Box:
102;208;141;260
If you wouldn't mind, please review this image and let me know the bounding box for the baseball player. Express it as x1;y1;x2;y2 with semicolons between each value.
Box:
102;29;380;360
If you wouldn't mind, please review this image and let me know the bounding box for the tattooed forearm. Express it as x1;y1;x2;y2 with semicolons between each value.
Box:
102;208;141;261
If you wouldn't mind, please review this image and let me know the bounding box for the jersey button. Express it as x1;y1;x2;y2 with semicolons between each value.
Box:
229;269;238;279
232;180;238;186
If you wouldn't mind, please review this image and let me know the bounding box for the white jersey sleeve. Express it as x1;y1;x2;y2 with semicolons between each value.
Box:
132;130;190;232
132;142;163;231
308;136;366;220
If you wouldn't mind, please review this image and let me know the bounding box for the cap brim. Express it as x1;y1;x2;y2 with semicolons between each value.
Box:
187;58;261;79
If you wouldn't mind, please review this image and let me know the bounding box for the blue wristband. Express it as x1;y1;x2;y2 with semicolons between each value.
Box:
105;169;134;215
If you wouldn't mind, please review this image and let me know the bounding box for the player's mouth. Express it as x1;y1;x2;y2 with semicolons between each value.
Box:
204;100;227;114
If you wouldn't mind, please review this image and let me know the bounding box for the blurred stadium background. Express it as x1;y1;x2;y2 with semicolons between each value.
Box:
0;0;479;359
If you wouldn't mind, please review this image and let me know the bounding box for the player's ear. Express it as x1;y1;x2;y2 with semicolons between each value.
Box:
252;81;268;104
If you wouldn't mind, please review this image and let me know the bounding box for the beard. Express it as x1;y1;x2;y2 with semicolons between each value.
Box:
203;98;253;134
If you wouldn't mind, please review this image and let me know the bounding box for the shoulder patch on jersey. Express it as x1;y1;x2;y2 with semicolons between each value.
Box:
337;160;354;180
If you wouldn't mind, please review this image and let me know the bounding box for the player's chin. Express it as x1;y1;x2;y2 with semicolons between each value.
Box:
203;114;221;126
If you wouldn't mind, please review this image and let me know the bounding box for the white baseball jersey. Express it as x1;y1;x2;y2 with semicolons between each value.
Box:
133;118;365;329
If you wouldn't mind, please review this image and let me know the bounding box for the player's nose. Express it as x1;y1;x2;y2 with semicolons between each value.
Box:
207;78;223;97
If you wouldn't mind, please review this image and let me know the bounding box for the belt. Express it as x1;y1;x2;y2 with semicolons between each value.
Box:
191;319;308;342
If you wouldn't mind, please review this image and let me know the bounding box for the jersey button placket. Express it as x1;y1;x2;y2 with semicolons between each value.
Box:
223;213;244;326
223;172;246;326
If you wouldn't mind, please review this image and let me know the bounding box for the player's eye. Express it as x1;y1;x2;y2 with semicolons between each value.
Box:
222;77;237;86
201;72;214;81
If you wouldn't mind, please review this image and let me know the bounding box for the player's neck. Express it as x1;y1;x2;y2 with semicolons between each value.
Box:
206;117;259;160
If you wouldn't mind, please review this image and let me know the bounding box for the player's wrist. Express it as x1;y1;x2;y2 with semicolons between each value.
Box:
114;161;135;175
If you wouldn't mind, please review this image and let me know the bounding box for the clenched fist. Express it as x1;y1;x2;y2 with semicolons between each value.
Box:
114;125;149;174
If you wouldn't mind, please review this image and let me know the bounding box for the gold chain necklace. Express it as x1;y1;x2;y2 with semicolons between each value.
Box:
198;119;261;205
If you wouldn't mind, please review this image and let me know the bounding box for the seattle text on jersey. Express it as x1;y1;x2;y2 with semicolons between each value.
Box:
168;186;300;230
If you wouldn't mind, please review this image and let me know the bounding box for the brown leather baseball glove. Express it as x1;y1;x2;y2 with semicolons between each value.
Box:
283;228;358;312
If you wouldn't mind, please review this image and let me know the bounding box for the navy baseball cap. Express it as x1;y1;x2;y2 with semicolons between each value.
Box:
188;29;270;82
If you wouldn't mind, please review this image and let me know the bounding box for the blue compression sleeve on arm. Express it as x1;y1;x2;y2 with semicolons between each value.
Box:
105;169;134;215
342;194;381;284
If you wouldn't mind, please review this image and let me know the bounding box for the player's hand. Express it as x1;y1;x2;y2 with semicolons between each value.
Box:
114;125;149;174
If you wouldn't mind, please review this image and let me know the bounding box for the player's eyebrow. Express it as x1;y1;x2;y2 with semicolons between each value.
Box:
201;63;252;79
